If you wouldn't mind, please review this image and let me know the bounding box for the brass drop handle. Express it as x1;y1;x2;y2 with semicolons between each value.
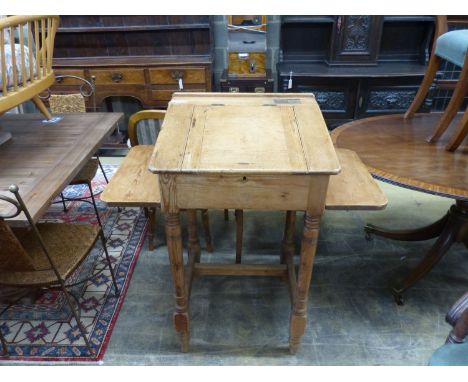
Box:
56;76;64;84
111;72;123;82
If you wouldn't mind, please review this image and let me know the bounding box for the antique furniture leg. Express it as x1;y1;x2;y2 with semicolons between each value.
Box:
148;207;156;251
235;209;243;264
165;211;190;352
366;201;468;304
186;209;201;299
365;213;449;241
446;105;468;151
281;210;296;264
392;201;467;304
289;212;320;354
405;55;442;119
427;58;468;143
31;95;52;120
200;209;213;253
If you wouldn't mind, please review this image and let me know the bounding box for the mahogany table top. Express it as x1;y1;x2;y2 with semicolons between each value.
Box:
332;113;468;200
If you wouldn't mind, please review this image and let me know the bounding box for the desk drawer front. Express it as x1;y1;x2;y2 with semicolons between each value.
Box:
174;174;311;211
90;68;145;85
149;68;206;85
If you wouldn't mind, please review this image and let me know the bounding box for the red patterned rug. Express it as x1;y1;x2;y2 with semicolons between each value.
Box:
0;165;147;362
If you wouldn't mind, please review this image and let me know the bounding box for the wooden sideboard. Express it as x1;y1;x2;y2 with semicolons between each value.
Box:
278;16;436;128
51;16;213;108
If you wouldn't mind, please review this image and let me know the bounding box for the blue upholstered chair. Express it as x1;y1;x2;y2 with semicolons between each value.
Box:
405;16;468;151
429;292;468;365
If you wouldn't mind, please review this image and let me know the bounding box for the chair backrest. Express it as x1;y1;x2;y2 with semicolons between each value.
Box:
127;109;166;147
0;188;35;272
0;16;59;114
45;74;96;114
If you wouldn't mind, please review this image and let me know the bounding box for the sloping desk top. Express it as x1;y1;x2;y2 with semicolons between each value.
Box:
149;93;340;175
0;112;123;225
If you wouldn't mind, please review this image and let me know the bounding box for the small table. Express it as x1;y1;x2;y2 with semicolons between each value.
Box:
332;113;468;303
149;92;341;353
0;112;123;225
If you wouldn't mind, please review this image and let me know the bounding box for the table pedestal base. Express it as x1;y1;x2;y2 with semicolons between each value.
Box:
365;200;468;305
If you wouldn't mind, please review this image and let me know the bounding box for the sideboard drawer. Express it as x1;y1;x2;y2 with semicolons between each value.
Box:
149;68;206;85
53;69;87;85
151;88;206;101
90;68;145;85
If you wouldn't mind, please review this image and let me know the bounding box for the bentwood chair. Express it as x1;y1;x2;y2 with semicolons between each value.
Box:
45;75;109;227
126;110;214;251
405;16;468;151
0;185;119;356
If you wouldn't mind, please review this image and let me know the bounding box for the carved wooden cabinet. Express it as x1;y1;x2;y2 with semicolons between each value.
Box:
278;15;435;128
52;16;213;108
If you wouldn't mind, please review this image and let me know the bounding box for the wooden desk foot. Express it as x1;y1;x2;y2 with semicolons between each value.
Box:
165;212;191;351
288;212;320;353
175;313;190;352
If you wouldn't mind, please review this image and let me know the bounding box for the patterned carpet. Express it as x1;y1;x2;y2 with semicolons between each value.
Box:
0;165;147;362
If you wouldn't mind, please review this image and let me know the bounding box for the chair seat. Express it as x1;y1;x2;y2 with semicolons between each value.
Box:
429;341;468;366
0;223;100;287
70;158;99;185
435;30;468;67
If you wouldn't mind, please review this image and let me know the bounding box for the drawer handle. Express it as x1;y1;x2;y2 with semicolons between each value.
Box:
111;72;123;82
254;87;265;93
171;71;184;80
56;76;64;84
229;87;239;93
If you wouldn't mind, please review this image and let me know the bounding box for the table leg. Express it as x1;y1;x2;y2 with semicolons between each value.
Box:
235;209;243;264
289;212;320;354
365;213;448;242
392;202;468;304
281;211;296;264
165;212;190;352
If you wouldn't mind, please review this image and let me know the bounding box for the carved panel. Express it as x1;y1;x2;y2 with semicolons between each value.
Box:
367;90;417;111
313;91;346;111
343;16;371;52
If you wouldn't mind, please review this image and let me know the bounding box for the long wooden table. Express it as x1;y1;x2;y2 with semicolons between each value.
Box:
0;112;123;225
148;92;387;354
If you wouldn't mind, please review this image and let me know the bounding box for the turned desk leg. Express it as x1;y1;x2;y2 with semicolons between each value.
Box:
289;212;320;354
281;211;296;264
235;209;243;264
165;212;190;352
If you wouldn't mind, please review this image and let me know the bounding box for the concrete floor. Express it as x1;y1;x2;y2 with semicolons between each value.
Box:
100;179;467;365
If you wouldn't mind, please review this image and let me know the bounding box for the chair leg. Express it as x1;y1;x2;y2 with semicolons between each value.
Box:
87;182;103;229
60;192;68;213
60;284;94;356
148;207;156;251
96;155;109;184
405;55;442;119
446;105;468;151
428;59;468;143
200;209;213;253
0;321;8;355
31;95;52;120
99;230;120;297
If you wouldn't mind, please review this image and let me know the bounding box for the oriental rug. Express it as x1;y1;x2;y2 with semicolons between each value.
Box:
0;165;147;362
